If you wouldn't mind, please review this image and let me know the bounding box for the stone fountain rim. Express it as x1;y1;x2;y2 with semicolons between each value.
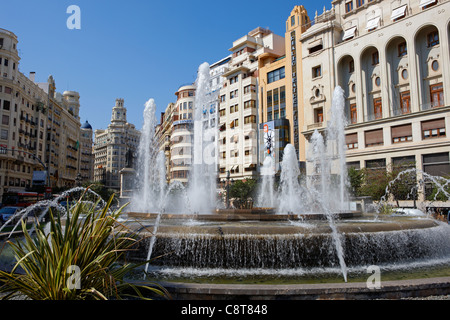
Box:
126;210;363;221
125;211;441;236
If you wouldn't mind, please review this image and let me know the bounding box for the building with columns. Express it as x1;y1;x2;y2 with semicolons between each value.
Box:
300;0;450;203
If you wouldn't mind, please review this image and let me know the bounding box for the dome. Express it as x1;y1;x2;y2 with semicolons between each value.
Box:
81;120;92;130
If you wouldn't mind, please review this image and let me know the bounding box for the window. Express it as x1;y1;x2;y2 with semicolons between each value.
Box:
267;67;285;84
312;65;321;78
350;103;357;124
345;1;353;13
398;42;407;56
349;60;355;73
427;31;439;47
230;104;238;113
315;108;324;123
401;69;408;80
365;159;386;170
420;0;437;10
365;128;383;147
357;0;364;8
373;98;382;119
392;124;412;143
423;152;449;179
375;77;381;87
280;86;286;108
2;100;10;111
244;115;256;124
4;59;8;66
220;95;226;102
244;100;255;109
400;91;411;114
230;90;238;99
346;133;358;149
391;5;407;21
244;85;256;94
267;90;273;107
309;44;323;54
2;115;9;125
291;15;295;26
273;88;279;107
431;60;439;72
422;118;445;139
342;26;357;41
366;17;381;31
1;129;8;140
230;75;239;84
372;51;379;65
430;83;444;108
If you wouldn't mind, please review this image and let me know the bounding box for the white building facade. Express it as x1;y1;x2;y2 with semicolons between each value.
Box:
300;0;450;203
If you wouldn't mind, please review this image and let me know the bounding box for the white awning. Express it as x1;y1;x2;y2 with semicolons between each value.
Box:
420;0;437;8
366;16;381;31
391;5;407;20
342;26;357;41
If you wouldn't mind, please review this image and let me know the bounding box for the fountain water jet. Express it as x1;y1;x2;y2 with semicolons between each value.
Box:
188;62;219;214
131;98;167;213
257;156;276;208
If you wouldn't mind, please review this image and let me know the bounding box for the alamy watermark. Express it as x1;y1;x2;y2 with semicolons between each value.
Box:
66;265;81;290
66;5;81;30
366;265;381;289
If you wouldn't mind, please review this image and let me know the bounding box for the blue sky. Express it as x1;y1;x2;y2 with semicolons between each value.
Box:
1;0;330;131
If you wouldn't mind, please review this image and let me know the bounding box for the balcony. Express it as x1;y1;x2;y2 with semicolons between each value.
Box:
421;100;445;111
307;122;323;130
365;112;383;122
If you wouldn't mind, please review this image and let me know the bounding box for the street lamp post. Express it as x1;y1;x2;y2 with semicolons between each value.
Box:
226;170;230;209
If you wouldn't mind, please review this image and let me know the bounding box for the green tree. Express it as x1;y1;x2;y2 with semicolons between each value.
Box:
347;167;365;197
229;178;257;209
359;167;390;201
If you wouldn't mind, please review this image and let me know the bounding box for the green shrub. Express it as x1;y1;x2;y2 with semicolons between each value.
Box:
0;189;169;300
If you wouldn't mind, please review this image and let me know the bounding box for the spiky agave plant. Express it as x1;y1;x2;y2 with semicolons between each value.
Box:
0;189;170;300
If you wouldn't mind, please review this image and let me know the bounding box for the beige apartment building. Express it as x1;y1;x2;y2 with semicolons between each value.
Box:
0;28;90;197
300;0;450;202
218;27;285;181
258;6;311;172
94;98;140;190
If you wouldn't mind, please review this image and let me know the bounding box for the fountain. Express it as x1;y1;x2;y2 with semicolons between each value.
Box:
1;61;449;299
123;70;450;296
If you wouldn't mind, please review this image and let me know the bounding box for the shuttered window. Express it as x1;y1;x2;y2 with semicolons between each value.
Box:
392;123;412;143
365;129;383;147
423;152;449;177
345;133;358;149
421;118;445;139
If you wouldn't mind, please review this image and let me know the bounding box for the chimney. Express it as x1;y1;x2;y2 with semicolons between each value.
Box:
29;72;36;82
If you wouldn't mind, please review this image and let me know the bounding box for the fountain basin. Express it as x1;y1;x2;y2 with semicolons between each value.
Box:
124;213;450;270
